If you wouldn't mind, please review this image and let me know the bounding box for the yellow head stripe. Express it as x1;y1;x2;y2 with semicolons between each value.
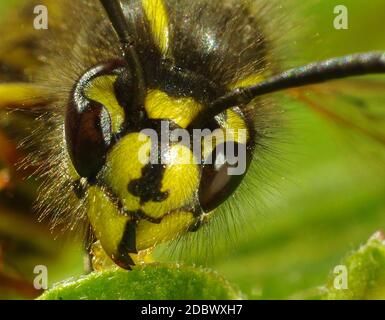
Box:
229;74;265;90
84;75;125;133
142;0;171;56
145;90;203;128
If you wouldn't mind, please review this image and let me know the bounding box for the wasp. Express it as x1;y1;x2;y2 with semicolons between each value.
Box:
0;0;384;271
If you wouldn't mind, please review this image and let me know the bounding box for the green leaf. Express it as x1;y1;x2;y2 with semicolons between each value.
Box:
324;232;385;300
38;263;243;300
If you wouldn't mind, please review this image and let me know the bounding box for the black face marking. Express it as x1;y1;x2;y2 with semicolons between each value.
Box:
100;182;163;224
128;163;169;205
124;120;178;206
115;219;137;269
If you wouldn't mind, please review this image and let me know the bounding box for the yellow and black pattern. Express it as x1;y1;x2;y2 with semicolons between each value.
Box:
0;0;278;269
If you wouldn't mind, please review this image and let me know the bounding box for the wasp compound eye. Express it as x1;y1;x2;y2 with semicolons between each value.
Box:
199;141;251;212
65;61;129;179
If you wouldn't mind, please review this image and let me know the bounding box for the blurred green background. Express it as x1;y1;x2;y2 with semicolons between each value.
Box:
1;0;385;299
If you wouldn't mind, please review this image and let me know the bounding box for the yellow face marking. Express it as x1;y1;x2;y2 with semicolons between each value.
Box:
87;185;195;261
104;132;200;220
142;144;199;219
222;109;250;144
142;0;171;56
104;132;151;212
87;186;131;261
136;211;194;250
84;75;125;133
145;90;203;128
195;73;260;161
202;110;250;160
229;74;265;89
0;83;45;109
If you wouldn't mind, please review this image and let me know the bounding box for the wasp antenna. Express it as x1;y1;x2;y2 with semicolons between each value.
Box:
100;0;133;46
197;52;385;125
100;0;146;104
